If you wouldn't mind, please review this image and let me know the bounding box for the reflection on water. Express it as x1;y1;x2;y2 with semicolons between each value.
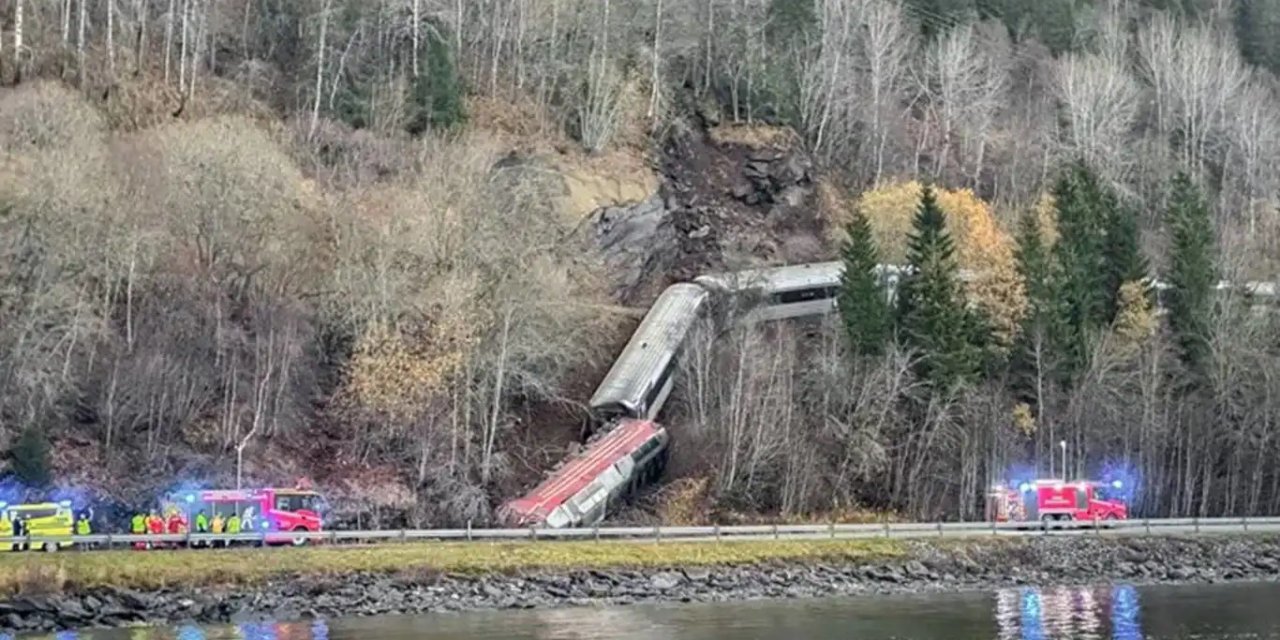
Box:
4;621;332;640
994;585;1142;640
13;581;1280;639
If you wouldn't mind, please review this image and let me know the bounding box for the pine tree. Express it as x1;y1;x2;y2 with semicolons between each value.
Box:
837;208;891;357
897;185;983;390
1103;203;1148;322
408;27;467;135
8;426;51;489
1165;172;1216;376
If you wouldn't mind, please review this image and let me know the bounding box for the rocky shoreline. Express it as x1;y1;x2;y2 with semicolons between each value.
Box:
3;536;1280;633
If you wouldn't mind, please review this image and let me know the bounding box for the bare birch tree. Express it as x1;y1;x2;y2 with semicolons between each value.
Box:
311;0;331;140
107;0;116;76
1137;17;1247;174
1053;51;1141;183
921;22;1009;183
857;0;914;183
13;0;23;72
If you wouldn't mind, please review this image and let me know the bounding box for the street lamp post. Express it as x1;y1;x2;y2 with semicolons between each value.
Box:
1059;440;1068;480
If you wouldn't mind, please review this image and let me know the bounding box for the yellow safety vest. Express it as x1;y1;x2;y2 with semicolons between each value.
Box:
76;519;91;536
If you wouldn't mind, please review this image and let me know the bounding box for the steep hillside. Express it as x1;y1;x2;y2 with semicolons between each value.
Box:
4;0;1280;526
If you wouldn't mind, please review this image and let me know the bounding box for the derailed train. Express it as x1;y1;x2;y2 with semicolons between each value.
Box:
497;261;881;528
498;261;1278;529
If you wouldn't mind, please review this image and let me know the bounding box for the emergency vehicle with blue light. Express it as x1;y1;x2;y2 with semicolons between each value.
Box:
986;478;1129;523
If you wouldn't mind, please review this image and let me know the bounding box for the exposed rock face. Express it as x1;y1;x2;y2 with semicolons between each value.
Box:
591;195;679;304
738;150;813;207
5;536;1280;634
587;125;826;305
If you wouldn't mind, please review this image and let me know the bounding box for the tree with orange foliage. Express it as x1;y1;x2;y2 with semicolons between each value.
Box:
855;180;1027;347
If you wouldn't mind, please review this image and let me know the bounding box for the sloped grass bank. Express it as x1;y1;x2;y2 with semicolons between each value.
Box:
0;538;907;594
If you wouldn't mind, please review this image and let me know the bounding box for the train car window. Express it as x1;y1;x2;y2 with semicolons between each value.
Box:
771;286;838;305
631;436;660;463
643;356;678;410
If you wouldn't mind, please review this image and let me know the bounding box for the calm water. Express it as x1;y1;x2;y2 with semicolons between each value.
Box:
13;582;1280;639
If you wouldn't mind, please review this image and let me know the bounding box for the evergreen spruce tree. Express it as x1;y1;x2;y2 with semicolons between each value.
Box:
897;185;983;390
1051;161;1110;375
1103;202;1148;322
408;28;467;135
1165;172;1216;376
837;208;891;357
8;426;51;489
1010;209;1059;406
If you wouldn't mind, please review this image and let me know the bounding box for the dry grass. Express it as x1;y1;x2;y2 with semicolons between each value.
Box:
466;95;566;152
708;124;801;149
0;539;906;595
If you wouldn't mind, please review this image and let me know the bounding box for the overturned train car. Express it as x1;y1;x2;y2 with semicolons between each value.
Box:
502;262;853;529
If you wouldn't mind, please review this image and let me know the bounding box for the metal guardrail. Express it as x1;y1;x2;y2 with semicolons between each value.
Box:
2;517;1280;551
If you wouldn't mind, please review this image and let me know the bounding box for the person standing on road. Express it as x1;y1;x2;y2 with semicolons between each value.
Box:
75;512;92;549
225;512;242;547
0;511;12;552
193;510;210;548
146;510;164;549
13;516;26;551
130;512;147;550
210;511;225;547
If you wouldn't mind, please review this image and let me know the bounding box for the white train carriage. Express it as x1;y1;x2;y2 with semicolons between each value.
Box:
588;283;710;422
694;261;843;321
694;262;913;322
1149;278;1277;315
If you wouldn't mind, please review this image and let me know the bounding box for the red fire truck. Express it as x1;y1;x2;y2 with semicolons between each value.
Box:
167;485;327;545
986;479;1128;523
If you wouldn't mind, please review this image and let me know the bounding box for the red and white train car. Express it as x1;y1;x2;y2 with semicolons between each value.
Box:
500;419;669;528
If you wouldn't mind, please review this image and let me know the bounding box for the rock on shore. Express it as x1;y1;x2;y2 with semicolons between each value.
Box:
4;536;1280;633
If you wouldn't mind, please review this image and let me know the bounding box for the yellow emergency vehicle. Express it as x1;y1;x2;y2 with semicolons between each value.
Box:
0;501;75;552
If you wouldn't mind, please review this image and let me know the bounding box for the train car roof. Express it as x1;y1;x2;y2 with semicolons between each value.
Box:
695;261;843;293
504;420;665;520
588;284;708;410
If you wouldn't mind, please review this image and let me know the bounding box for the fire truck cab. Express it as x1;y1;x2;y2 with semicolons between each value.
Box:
987;479;1128;523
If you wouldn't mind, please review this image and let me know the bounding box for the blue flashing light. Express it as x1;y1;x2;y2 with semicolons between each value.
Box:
1112;480;1124;489
58;500;72;508
260;521;269;530
0;502;7;509
1018;483;1032;494
185;494;196;504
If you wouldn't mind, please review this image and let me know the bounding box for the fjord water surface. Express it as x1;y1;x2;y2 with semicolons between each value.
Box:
23;581;1280;639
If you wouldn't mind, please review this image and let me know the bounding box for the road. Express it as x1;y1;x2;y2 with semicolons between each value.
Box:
4;517;1279;552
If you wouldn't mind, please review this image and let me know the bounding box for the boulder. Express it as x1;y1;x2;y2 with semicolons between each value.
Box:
649;572;683;591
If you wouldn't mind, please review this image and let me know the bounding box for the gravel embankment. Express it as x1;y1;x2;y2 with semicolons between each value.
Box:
3;536;1280;633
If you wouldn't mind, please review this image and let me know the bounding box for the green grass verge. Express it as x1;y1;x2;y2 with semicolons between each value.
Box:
0;539;906;595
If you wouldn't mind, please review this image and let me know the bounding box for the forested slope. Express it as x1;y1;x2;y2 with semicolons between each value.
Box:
1;0;1279;525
